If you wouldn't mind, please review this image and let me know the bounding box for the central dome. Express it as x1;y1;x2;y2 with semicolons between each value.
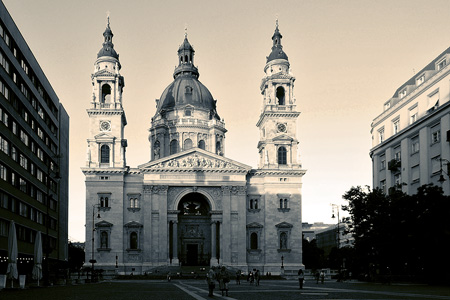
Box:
154;35;220;120
156;74;219;119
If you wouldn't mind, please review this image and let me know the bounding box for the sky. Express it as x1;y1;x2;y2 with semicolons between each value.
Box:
4;0;450;243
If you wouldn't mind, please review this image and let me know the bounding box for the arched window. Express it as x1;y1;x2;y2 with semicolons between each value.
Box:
100;197;109;208
280;232;287;249
170;140;178;155
278;146;287;165
216;141;222;155
130;232;138;249
254;199;258;209
100;231;108;248
284;199;288;209
153;140;160;159
100;145;110;163
185;55;188;63
184;138;193;150
250;199;254;209
198;140;205;150
280;199;283;209
250;232;258;250
276;86;285;105
102;84;111;103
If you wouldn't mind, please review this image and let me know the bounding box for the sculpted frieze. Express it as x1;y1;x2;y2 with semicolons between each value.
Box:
149;154;241;169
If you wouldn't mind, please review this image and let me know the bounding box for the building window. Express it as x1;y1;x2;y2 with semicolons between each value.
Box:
416;74;425;86
100;231;109;248
248;195;261;212
380;156;386;170
100;145;110;163
184;138;193;150
277;194;290;212
394;147;401;161
98;193;111;208
427;90;439;113
431;125;440;144
198;140;205;150
170;139;178;155
392;119;400;135
394;173;402;186
411;165;420;183
384;102;391;111
378;128;385;144
437;59;447;70
128;194;141;212
0;163;7;181
432;156;441;174
411;136;419;154
276;86;285;105
278;146;287;165
409;105;418;124
0;135;9;154
250;232;258;250
216;141;222;155
380;180;386;194
399;89;407;99
279;232;288;249
130;232;138;249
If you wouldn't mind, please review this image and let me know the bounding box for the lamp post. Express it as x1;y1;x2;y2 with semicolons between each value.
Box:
331;203;341;279
89;205;100;281
436;158;450;184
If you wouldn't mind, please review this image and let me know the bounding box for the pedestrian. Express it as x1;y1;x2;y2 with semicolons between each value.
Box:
255;270;260;286
248;271;254;285
167;271;171;282
320;271;325;284
315;271;320;284
217;266;230;297
236;270;241;285
206;267;216;297
297;269;304;289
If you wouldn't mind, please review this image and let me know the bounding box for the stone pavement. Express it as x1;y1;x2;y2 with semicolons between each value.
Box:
1;279;450;300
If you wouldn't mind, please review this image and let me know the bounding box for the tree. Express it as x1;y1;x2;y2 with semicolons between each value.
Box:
342;184;450;283
302;238;324;270
68;242;85;275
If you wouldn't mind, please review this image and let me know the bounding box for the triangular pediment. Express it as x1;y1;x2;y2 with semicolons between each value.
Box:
124;221;143;228
273;134;293;141
95;220;113;227
275;222;293;228
139;148;252;172
246;222;264;228
93;69;116;77
94;132;116;140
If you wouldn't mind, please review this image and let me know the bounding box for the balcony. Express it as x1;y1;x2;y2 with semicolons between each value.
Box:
388;159;401;172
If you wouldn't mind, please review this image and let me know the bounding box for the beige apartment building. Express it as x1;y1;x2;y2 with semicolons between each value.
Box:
370;46;450;195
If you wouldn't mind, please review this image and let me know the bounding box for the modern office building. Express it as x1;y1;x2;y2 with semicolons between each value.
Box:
0;1;69;276
370;46;450;195
82;20;306;275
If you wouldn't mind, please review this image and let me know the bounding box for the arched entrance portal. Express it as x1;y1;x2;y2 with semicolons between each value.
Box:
177;193;211;266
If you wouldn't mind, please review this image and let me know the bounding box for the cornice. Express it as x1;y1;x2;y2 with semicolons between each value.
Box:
250;168;306;176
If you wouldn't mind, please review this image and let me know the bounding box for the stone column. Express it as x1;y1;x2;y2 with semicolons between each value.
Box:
221;186;231;265
210;221;216;266
172;221;179;265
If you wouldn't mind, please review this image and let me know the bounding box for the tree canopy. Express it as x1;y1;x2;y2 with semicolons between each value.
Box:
342;184;450;283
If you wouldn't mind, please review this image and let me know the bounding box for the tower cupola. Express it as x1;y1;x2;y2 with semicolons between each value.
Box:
174;32;199;79
97;17;120;61
266;20;289;63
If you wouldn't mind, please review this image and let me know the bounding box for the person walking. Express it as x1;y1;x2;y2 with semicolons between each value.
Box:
235;270;241;285
206;267;216;297
297;269;304;289
218;266;230;297
320;271;325;284
255;270;260;286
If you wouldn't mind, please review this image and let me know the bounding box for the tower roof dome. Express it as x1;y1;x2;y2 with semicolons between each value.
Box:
97;17;119;60
266;20;288;63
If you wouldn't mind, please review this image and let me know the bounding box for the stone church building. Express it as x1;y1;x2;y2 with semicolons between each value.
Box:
82;19;306;275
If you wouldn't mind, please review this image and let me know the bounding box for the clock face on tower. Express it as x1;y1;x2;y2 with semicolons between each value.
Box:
277;123;287;133
100;120;111;131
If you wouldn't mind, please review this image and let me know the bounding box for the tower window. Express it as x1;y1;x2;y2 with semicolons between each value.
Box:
250;232;258;250
184;138;193;150
130;232;138;249
170;140;178;155
216;141;222;155
100;145;110;163
278;146;287;165
197;140;205;150
101;84;111;104
276;86;285;105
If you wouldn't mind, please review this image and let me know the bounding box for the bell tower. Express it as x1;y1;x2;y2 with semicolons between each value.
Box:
256;20;301;169
86;17;127;169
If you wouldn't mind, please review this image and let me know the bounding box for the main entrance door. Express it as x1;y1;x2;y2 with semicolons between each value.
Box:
177;193;211;266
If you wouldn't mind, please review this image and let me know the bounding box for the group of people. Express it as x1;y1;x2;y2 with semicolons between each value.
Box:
206;266;230;297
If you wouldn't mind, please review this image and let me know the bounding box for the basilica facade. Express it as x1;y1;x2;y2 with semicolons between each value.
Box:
82;19;306;275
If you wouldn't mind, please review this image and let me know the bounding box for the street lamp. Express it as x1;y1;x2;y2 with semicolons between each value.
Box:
89;205;101;281
436;158;450;183
331;203;341;280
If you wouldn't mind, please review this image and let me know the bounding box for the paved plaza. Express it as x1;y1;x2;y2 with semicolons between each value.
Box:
1;279;450;300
